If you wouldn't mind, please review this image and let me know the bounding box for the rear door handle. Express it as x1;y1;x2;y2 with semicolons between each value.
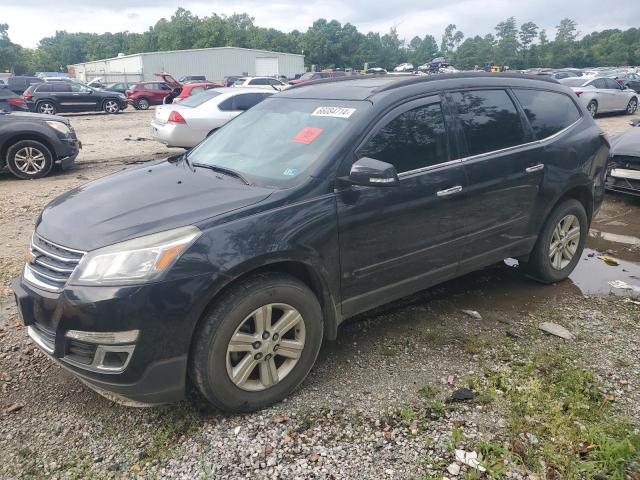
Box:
526;164;544;173
436;185;463;197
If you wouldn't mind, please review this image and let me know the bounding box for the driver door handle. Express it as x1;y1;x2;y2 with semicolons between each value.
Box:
436;185;463;197
525;164;545;173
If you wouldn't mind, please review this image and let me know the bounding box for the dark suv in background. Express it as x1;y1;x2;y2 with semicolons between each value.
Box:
24;82;128;115
13;73;608;411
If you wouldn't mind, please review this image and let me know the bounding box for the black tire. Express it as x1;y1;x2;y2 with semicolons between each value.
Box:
522;199;588;284
587;100;598;118
36;101;56;115
135;97;150;110
626;97;638;115
206;128;218;138
189;273;323;412
5;140;54;179
103;99;120;114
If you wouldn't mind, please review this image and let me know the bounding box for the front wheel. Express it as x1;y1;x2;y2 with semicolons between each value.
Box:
5;140;54;179
522;199;588;283
103;99;120;114
626;97;638;115
189;273;323;412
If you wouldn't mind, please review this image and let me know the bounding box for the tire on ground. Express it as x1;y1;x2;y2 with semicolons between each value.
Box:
522;198;588;284
189;272;323;412
5;139;54;180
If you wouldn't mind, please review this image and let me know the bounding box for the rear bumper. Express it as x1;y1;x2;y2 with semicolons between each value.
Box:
150;120;202;148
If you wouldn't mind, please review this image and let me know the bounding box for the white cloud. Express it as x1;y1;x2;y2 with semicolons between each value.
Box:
3;0;640;48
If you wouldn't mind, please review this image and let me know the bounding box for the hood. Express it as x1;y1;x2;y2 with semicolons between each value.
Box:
611;127;640;158
155;72;181;88
37;159;274;251
8;111;70;124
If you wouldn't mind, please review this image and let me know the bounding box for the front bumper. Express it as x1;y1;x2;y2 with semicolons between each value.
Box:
11;271;212;405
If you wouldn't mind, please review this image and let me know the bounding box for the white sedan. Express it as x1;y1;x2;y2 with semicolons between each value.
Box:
232;77;288;91
150;88;273;148
560;77;638;117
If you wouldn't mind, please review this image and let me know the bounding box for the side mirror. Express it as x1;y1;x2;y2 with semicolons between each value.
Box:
347;157;399;187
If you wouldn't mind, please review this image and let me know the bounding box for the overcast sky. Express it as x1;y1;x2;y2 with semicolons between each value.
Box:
4;0;640;49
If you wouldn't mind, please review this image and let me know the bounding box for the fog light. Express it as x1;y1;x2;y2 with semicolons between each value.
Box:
65;329;139;344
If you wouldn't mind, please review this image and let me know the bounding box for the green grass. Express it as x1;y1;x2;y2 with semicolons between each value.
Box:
483;348;640;479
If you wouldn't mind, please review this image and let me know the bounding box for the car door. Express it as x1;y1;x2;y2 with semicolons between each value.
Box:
69;82;99;110
603;78;627;111
591;78;613;111
336;96;468;317
445;89;543;268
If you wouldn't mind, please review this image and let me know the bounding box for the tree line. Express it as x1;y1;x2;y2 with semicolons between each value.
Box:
1;9;640;75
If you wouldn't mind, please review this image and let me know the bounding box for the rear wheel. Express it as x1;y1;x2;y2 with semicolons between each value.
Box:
522;199;588;283
586;100;598;117
103;99;120;114
5;140;54;179
135;97;149;110
37;101;56;115
626;97;638;115
189;273;323;412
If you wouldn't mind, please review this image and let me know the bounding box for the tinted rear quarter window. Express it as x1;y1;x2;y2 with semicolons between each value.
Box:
513;89;581;140
450;89;526;156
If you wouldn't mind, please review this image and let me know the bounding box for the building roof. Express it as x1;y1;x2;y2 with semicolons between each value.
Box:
68;46;304;67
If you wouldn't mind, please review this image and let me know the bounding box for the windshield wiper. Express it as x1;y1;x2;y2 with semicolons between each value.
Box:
192;162;252;185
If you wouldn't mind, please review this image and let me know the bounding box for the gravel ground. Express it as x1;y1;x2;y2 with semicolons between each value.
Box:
0;109;639;479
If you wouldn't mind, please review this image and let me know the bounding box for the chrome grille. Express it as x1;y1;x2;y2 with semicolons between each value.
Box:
25;234;86;292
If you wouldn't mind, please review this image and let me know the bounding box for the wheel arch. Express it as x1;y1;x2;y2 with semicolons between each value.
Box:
192;259;340;347
552;184;594;223
1;133;56;167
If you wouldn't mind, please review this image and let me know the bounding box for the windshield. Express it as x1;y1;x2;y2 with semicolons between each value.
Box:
186;98;369;187
299;73;317;81
561;78;588;87
180;89;223;107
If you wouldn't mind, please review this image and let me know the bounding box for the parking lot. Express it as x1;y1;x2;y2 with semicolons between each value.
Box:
1;109;640;479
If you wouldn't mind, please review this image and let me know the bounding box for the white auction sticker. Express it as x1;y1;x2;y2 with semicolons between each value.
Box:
311;107;356;118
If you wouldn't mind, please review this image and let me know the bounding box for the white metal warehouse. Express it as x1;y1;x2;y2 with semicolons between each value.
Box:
68;47;305;83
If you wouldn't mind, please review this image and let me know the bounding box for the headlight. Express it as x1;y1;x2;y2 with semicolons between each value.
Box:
46;121;71;135
69;226;201;285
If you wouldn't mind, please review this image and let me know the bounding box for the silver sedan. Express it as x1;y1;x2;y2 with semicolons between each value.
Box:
559;77;638;117
150;88;273;148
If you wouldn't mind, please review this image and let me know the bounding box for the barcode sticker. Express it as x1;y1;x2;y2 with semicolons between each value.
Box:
311;107;356;118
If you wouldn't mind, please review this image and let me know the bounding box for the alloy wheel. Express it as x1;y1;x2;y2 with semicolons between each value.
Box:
549;214;580;270
13;147;47;175
587;102;597;117
39;103;54;115
226;303;305;391
105;100;119;113
627;98;638;114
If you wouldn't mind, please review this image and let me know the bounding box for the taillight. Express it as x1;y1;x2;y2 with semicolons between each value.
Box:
7;98;25;106
23;92;33;100
600;132;611;148
575;91;583;97
167;111;186;124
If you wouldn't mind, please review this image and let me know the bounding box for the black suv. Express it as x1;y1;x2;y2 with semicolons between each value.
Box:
24;82;128;115
1;111;80;179
13;73;608;411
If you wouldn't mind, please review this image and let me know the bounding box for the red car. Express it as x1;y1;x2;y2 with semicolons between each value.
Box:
126;72;181;110
173;82;223;103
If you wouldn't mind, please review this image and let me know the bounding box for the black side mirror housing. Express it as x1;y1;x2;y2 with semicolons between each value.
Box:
347;157;399;187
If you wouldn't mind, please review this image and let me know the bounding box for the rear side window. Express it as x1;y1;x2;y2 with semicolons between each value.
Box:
35;84;53;93
249;78;269;85
513;89;581;140
233;93;265;111
50;83;71;92
592;79;607;89
358;102;450;173
450;90;526;156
